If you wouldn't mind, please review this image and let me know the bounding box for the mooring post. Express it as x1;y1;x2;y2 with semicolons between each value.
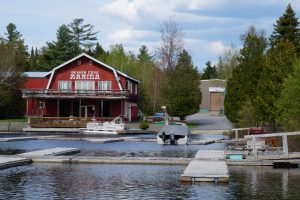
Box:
235;129;239;147
252;136;257;159
282;135;288;156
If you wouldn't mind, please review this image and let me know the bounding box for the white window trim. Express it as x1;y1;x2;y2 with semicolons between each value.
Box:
98;81;112;91
58;81;72;92
75;81;95;94
126;80;133;93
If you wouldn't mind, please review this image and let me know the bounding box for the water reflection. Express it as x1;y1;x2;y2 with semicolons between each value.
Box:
1;164;300;199
229;166;300;200
0;164;233;200
0;140;225;158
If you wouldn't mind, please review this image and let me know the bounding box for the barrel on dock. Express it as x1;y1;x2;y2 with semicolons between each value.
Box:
181;150;229;183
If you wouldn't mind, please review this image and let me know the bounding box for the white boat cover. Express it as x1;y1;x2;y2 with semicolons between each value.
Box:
158;125;189;136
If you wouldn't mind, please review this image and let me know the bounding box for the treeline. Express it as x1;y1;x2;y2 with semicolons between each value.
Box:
201;4;300;131
0;19;201;119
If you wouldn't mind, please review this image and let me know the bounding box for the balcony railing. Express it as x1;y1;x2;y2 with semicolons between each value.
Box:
22;89;137;100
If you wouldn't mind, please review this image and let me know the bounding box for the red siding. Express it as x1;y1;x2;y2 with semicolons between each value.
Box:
49;57;120;90
131;105;138;121
110;101;122;117
46;99;57;116
24;77;48;89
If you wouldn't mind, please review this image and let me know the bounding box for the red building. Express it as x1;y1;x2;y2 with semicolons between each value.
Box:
22;53;139;122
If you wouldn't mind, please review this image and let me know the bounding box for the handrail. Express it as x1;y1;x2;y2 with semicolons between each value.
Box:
244;131;300;138
22;89;134;97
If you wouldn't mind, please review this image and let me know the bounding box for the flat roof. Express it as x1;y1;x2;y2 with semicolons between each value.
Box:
24;72;47;78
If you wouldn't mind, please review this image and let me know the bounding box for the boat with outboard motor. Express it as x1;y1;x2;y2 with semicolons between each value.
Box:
157;124;190;144
80;116;128;134
156;106;190;145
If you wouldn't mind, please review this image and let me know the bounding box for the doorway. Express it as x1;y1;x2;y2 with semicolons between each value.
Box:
80;105;95;118
98;100;110;117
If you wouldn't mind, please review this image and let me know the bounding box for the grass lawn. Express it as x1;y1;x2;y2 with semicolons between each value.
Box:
0;118;27;122
187;123;200;128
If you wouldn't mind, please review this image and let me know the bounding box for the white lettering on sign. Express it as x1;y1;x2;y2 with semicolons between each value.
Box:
70;71;100;80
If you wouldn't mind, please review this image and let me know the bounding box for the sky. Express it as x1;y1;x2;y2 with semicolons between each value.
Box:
0;0;299;71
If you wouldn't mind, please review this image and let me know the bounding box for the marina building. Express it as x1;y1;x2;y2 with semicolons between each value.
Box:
22;53;139;123
200;79;226;112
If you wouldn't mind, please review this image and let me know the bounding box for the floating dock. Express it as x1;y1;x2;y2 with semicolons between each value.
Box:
190;138;224;145
181;150;229;183
31;156;192;165
0;156;30;169
0;135;62;142
18;147;80;157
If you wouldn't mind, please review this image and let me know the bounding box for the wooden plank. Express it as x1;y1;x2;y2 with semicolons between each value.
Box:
0;135;62;142
195;150;225;160
190;138;223;145
18;147;80;157
85;138;124;144
0;156;30;169
181;150;229;183
0;136;38;142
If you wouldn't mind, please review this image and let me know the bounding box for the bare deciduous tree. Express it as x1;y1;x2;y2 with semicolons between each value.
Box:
159;20;184;71
0;40;18;87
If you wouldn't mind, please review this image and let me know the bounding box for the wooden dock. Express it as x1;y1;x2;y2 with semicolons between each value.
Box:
0;135;62;142
0;156;30;169
181;150;229;183
31;156;192;165
190;138;224;145
18;147;80;157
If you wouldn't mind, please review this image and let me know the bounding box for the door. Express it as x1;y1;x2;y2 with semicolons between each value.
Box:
210;92;224;111
80;105;95;118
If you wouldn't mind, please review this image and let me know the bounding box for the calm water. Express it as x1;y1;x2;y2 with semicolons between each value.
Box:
1;133;300;199
1;164;300;200
0;133;226;157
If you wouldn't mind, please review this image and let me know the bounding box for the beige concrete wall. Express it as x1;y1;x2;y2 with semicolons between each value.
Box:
200;79;226;111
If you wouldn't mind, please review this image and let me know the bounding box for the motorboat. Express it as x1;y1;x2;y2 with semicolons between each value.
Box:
156;106;190;145
81;116;128;134
157;124;190;145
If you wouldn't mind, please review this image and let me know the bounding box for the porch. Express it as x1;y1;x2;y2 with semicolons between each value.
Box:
28;116;115;128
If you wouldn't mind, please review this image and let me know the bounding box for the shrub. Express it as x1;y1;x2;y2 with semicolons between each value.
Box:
140;121;149;130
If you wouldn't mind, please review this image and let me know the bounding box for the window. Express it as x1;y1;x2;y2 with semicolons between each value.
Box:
98;81;112;91
75;81;95;94
58;81;72;92
126;80;132;93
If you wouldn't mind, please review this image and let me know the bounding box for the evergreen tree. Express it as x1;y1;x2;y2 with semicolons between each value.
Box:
5;23;29;71
5;23;22;42
136;45;155;114
256;39;297;130
39;25;79;71
93;43;107;62
0;36;25;119
225;26;267;124
166;49;201;119
68;18;98;51
270;3;300;55
277;62;300;131
201;61;218;79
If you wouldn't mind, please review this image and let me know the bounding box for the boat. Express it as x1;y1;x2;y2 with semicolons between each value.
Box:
156;106;190;145
81;116;128;134
157;124;190;145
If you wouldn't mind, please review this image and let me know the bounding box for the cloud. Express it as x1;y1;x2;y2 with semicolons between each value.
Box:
187;0;227;10
100;0;139;22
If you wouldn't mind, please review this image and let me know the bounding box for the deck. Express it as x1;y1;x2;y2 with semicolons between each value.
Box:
181;150;229;183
